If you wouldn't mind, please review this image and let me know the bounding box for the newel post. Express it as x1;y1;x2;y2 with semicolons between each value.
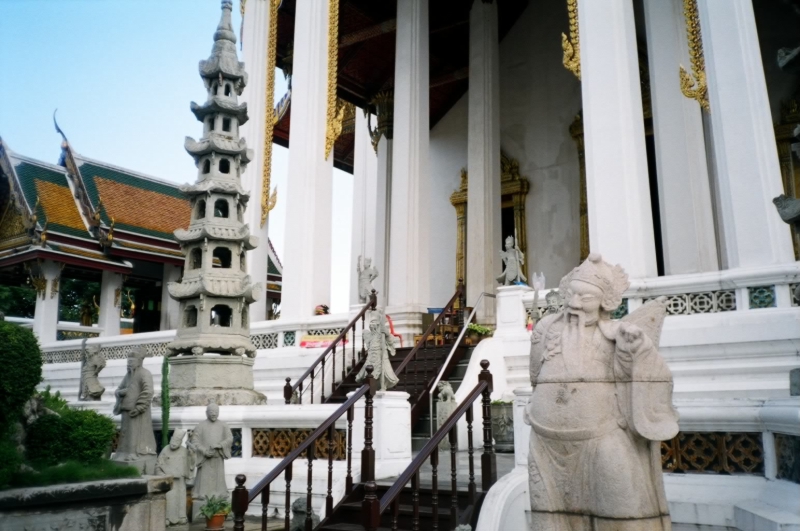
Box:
284;377;293;404
231;474;248;531
478;360;497;490
361;366;380;531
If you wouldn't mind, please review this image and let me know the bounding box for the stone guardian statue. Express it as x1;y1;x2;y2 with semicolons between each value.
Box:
497;235;527;285
190;402;233;510
357;255;379;303
112;346;158;473
289;497;320;531
356;310;399;391
525;253;678;530
79;340;106;401
156;429;194;526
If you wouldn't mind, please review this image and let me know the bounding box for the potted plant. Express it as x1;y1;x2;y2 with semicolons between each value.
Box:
199;495;231;531
490;400;514;453
466;323;492;344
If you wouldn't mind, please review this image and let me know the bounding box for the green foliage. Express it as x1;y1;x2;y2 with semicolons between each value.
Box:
467;323;493;336
0;435;23;489
199;495;231;519
491;400;513;405
26;409;115;465
36;386;70;415
58;278;100;324
0;320;43;428
5;460;139;490
0;285;36;318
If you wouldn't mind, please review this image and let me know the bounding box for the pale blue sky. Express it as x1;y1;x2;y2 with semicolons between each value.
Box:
0;0;353;313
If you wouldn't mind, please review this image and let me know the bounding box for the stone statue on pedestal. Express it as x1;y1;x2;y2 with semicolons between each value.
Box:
79;340;106;401
436;381;457;450
525;253;678;530
190;402;233;509
497;235;527;286
356;310;399;391
112;346;157;474
289;498;320;531
357;256;379;303
156;429;194;526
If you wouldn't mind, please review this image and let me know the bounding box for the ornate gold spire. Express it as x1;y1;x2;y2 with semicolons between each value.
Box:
260;0;280;227
678;0;710;112
561;0;580;80
324;0;340;160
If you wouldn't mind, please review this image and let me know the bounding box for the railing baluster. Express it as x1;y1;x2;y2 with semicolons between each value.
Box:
232;474;248;531
311;372;315;404
261;488;269;531
466;403;476;506
479;360;497;491
326;425;335;516
391;497;400;531
449;427;458;526
332;343;336;398
284;463;293;531
299;381;303;405
346;404;354;494
305;443;315;531
284;377;292;405
361;367;379;531
431;447;439;531
321;357;326;402
411;469;420;531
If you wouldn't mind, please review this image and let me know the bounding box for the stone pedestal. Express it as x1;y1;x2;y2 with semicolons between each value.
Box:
167;357;266;407
350;390;412;478
494;284;533;341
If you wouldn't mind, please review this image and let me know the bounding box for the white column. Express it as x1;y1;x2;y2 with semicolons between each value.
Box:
350;112;378;308
388;0;430;312
280;0;334;321
697;0;794;268
97;270;122;336
239;0;273;321
32;260;61;343
375;136;392;306
467;0;502;323
643;0;718;275
159;264;182;330
579;0;657;278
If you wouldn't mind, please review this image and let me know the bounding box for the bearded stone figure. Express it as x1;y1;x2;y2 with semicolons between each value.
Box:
112;346;157;473
525;253;678;530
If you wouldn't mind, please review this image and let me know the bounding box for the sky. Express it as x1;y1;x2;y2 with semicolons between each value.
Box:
0;0;354;313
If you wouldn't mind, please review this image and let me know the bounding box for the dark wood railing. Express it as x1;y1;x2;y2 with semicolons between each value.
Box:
363;360;496;531
233;367;378;531
285;290;377;404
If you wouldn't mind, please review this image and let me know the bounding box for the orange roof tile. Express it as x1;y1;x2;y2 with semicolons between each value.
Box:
94;177;190;237
35;180;87;233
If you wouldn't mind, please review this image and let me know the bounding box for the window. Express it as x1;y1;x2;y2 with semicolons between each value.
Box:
195;199;206;219
240;252;246;271
241;305;248;327
213;83;219;96
210;305;232;327
207;117;214;131
224;84;232;96
184;306;198;327
190;248;202;269
222;118;231;132
212;247;232;269
203;159;211;174
214;199;229;218
219;158;230;174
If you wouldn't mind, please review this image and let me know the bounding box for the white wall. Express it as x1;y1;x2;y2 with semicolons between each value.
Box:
428;1;583;302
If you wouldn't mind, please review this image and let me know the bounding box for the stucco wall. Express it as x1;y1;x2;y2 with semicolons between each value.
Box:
428;0;582;303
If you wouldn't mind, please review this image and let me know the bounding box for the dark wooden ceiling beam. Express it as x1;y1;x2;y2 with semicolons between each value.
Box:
430;67;469;88
338;18;468;49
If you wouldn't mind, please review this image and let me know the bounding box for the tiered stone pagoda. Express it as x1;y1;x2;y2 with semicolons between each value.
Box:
166;0;264;406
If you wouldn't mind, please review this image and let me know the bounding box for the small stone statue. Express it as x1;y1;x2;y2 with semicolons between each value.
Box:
542;290;563;317
525;253;678;529
356;310;399;391
496;235;527;286
79;340;106;401
357;255;379;303
156;430;194;526
436;381;457;450
112;346;157;473
190;402;233;510
289;497;320;531
773;193;800;232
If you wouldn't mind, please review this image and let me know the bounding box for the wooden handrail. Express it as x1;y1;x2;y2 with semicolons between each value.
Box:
249;369;377;503
288;290;377;403
393;281;465;376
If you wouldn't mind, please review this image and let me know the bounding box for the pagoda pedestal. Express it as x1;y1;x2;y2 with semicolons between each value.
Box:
168;356;265;407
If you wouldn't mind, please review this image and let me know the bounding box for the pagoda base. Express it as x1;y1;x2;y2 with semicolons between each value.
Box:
163;356;266;406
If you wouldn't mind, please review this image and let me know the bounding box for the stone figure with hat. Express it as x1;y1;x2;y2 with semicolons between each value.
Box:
356;255;379;304
156;429;195;526
356;309;399;391
497;235;527;285
525;253;678;530
79;339;106;401
112;345;157;473
190;401;233;512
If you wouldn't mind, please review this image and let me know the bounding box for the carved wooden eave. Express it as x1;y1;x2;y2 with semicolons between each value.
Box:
0;138;41;248
61;144;104;238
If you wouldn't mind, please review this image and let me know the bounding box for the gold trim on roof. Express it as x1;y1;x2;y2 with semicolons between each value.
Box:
561;0;580;80
260;0;280;227
324;0;340;160
678;0;710;112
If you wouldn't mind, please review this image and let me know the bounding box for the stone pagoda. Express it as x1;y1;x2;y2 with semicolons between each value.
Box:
166;0;265;406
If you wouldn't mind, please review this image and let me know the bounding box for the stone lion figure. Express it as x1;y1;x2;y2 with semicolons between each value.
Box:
437;381;456;403
289;497;320;531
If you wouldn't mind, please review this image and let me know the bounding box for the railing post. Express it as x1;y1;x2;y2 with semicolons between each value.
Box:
478;360;497;490
231;474;248;531
361;366;380;531
284;377;292;404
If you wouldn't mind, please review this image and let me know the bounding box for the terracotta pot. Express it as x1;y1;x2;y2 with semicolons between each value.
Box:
468;331;480;344
205;513;227;531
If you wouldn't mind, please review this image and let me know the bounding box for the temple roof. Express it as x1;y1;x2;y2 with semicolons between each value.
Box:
185;135;252;164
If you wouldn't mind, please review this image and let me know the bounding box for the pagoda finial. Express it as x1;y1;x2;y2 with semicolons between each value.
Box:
214;0;237;45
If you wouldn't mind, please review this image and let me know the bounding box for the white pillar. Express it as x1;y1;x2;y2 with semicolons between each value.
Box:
643;0;718;275
467;0;502;323
388;0;430;312
159;264;182;331
280;0;334;320
579;0;657;278
32;260;61;343
350;112;379;308
97;270;122;336
375;136;392;307
697;0;794;268
239;0;274;321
